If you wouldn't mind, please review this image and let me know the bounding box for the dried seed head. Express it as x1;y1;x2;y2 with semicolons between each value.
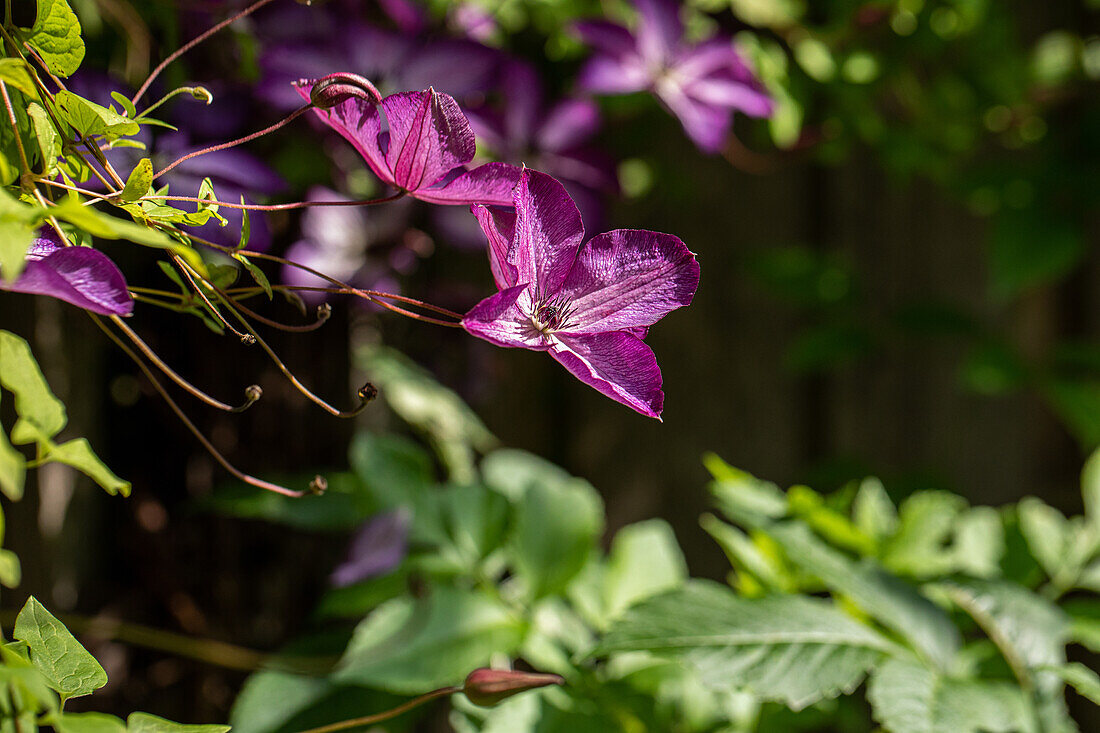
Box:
358;383;379;403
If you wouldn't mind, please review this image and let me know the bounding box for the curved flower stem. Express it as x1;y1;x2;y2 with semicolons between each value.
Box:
140;191;406;211
131;0;280;106
153;103;315;179
138;86;211;120
89;314;309;498
176;259;374;418
110;315;262;412
219;295;333;334
295;686;461;733
172;255;253;341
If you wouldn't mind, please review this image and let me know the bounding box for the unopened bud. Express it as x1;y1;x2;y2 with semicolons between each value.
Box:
309;475;328;495
358;383;379;403
244;384;263;402
462;668;564;708
304;73;382;109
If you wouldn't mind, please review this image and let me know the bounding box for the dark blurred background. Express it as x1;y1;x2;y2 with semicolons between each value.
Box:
4;0;1100;725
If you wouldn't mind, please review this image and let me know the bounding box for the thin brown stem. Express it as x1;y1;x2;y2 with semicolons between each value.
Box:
131;0;280;106
295;686;461;733
110;315;262;412
173;256;252;341
141;191;405;212
0;81;31;174
89;314;308;497
153;103;314;179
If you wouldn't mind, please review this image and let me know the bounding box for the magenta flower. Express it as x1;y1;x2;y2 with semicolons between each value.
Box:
575;0;773;153
296;81;520;206
1;229;133;316
463;169;699;419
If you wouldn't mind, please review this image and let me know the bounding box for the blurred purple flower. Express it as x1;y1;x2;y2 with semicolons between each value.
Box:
449;3;498;42
330;510;409;587
256;5;500;111
281;186;407;304
296;82;521;206
575;0;772;153
2;228;133;316
463;169;699;419
466;60;617;229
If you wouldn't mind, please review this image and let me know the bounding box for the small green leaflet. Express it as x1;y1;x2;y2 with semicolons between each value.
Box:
28;102;61;175
22;0;85;77
0;548;22;587
234;253;272;299
43;438;131;496
13;596;107;702
0;330;68;441
127;712;230;733
0;59;39;98
120;158;153;202
110;91;137;119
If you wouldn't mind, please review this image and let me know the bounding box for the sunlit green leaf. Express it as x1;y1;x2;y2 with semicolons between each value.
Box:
120;158;153;202
13;596;107;702
44;437;130;496
1040;662;1100;706
603;519;687;621
22;0;85;77
0;548;22;587
53;713;126;733
127;712;230;733
0;330;67;441
54;90;138;137
27;102;60;176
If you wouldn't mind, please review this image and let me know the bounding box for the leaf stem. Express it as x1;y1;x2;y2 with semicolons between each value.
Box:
295;686;461;733
140;191;406;212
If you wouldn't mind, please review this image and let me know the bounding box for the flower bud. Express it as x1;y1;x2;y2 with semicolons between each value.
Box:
303;73;382;109
462;668;564;708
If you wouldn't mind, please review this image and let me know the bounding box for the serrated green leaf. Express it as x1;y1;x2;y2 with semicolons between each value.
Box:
43;437;130;496
334;587;524;693
54;90;138;137
233;253;271;299
603;519;687;621
594;581;896;710
120;158;153;202
53;713;126;733
127;712;230;733
0;330;67;441
13;596;107;702
867;658;1033;733
768;521;960;671
1041;662;1100;706
23;0;85;77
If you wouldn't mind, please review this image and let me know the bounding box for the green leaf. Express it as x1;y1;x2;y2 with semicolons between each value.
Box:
127;712;230;733
44;437;130;496
787;485;875;556
205;471;369;531
440;482;509;564
0;59;39;97
233;253;271;299
1064;599;1100;653
110;92;137;119
0;330;67;441
53;713;127;733
1082;448;1100;539
768;521;960;671
334;587;524;693
1017;497;1069;577
27;102;61;175
13;596;107;702
953;506;1006;578
594;581;896;710
1041;662;1100;706
237;203;250;250
881;491;967;578
0;407;26;500
603;519;687;621
852;477;897;544
989;209;1085;299
228;671;333;733
867;658;1033;733
703;454;787;527
700;513;790;593
120;158;153;202
481;449;572;502
0;549;22;588
0;217;36;284
54;90;138;137
23;0;85;77
356;345;496;482
509;465;603;599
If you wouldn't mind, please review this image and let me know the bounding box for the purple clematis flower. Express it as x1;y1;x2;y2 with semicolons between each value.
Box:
463;169;699;419
1;229;133;316
296;81;521;207
575;0;773;153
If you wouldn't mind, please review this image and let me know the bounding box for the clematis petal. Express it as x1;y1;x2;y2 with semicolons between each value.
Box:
576;55;650;94
501;61;542;148
471;203;518;289
300;84;393;187
462;283;548;350
414;161;521;207
4;241;133;316
383;89;476;191
634;0;683;62
550;331;664;418
573;20;638;56
536;99;601;153
559;229;699;334
656;83;734;153
510;168;585;295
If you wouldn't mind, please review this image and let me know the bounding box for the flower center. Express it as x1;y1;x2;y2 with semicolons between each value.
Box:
530;290;575;334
